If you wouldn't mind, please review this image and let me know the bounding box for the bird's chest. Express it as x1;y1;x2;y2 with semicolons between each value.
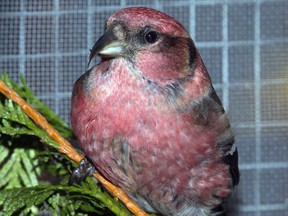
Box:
85;66;177;148
73;60;215;165
79;70;214;165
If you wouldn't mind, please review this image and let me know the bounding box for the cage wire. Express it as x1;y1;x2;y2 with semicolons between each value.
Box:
0;0;288;215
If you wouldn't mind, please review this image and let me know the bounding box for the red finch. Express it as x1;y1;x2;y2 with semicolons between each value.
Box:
70;7;239;216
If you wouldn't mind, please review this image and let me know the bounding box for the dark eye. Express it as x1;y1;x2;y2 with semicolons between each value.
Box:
144;31;158;43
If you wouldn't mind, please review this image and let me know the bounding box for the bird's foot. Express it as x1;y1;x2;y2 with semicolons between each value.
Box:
68;157;96;186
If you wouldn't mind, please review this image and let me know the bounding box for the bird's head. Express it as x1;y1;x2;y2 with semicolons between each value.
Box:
89;7;203;86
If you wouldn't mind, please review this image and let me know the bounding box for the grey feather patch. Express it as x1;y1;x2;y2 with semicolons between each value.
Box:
164;81;184;97
121;140;132;175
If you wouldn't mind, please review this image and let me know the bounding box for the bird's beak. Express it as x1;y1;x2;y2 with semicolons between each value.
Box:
88;26;126;68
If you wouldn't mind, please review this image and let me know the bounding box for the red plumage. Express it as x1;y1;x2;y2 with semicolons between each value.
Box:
71;7;239;216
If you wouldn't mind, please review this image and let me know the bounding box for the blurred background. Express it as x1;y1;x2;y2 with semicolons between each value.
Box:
0;0;287;215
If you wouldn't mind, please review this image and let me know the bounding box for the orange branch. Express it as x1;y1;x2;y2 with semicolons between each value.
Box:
0;80;148;216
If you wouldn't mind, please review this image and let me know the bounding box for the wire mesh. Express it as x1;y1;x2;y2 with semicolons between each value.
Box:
1;0;287;215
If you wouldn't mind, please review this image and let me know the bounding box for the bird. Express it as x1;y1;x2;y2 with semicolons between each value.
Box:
70;7;239;216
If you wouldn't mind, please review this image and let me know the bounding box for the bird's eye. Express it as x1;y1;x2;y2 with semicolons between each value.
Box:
144;31;158;43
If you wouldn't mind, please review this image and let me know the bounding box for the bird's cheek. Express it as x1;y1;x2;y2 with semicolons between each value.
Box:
135;52;181;86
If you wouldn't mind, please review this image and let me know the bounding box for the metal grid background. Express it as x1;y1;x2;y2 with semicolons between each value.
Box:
1;0;288;215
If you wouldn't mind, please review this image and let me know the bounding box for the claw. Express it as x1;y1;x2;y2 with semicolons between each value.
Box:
68;157;96;186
